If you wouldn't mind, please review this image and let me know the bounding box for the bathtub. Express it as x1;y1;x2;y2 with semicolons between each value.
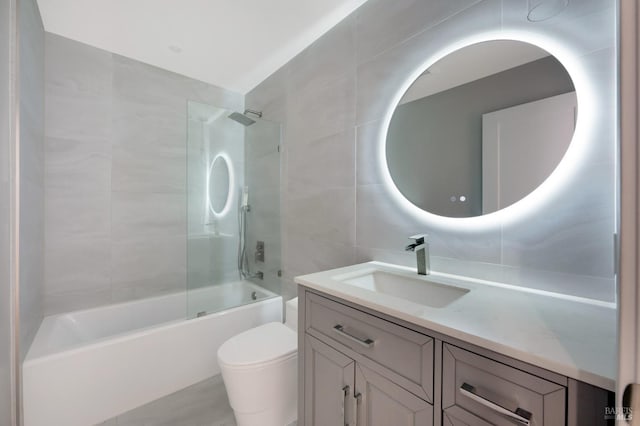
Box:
23;281;282;426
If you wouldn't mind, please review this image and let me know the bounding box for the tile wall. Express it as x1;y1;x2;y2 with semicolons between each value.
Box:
18;0;45;357
0;0;13;421
246;0;618;302
44;34;243;315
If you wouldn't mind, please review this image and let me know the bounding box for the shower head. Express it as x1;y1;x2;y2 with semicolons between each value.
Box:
228;112;256;127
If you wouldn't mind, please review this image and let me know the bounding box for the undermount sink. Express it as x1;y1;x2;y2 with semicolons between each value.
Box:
336;269;469;308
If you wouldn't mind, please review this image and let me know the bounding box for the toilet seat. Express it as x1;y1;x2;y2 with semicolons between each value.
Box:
218;322;297;370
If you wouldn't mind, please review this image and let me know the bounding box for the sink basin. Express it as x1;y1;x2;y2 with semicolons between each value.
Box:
338;270;469;308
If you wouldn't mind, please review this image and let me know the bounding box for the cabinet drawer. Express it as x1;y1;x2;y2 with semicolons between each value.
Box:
305;292;434;402
443;343;566;426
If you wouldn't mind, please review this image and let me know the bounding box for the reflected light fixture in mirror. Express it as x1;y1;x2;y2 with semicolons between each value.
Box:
379;31;596;231
207;152;234;218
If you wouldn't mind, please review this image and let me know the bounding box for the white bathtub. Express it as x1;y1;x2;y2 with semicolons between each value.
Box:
23;281;282;426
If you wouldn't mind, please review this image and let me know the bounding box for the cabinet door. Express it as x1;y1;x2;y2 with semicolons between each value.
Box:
304;334;355;426
355;364;433;426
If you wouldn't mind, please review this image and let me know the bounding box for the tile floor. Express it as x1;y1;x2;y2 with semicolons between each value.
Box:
98;375;236;426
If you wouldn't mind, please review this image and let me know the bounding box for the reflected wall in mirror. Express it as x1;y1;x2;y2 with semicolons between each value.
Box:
386;40;576;218
208;153;232;216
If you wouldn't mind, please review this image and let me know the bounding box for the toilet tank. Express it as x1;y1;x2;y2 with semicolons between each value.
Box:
284;298;298;331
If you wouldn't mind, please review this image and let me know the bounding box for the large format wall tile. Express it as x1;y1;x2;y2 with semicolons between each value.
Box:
247;0;617;301
287;130;355;190
44;236;111;315
46;189;111;241
110;234;186;302
354;0;480;64
45;136;111;193
44;34;243;315
355;0;502;125
286;185;355;247
287;15;356;94
283;231;357;280
1;0;16;417
19;0;45;357
111;192;186;241
45;34;112;141
286;74;356;147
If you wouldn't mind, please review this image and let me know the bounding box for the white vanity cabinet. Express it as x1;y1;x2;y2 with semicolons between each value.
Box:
298;287;613;426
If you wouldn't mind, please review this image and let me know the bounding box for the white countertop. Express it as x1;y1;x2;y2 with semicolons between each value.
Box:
295;261;617;392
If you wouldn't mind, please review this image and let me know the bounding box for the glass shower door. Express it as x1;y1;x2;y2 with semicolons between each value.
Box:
186;101;281;318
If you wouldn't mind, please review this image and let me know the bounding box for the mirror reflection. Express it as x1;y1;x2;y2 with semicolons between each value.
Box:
208;154;231;215
386;40;576;218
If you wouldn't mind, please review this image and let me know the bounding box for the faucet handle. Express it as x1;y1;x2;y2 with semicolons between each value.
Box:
409;234;428;243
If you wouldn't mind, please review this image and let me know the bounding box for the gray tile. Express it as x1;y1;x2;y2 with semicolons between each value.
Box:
187;234;238;289
355;183;423;251
501;165;615;279
19;0;44;359
182;79;244;114
112;96;184;145
44;236;111;313
284;231;356;280
111;58;188;194
355;184;502;263
356;119;384;186
286;185;355;247
44;286;112;317
111;191;186;242
103;375;236;426
280;278;299;302
245;151;280;191
45;34;112;141
355;0;502;125
287;130;355;191
20;95;44;189
286;74;356;146
112;55;193;106
111;141;186;193
20;241;43;355
355;0;480;64
245;118;281;161
45;33;112;99
110;234;186;301
45;91;112;142
245;66;288;120
45;189;110;242
355;246;415;269
501;0;616;56
287;15;355;94
45;136;111;194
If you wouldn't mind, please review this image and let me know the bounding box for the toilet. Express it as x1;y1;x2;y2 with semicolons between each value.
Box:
217;298;298;426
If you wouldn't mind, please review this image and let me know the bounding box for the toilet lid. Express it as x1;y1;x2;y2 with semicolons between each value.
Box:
218;322;297;368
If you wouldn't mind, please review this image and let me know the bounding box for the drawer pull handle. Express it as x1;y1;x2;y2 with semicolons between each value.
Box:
333;325;375;348
342;385;350;426
460;382;532;426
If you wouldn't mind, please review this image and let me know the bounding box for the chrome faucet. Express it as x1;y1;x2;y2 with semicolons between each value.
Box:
405;234;430;275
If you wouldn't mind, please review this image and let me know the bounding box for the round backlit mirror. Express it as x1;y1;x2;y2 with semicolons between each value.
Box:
208;154;231;216
385;40;576;218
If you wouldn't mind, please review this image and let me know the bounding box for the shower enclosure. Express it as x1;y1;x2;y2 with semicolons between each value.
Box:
22;102;283;426
186;101;282;318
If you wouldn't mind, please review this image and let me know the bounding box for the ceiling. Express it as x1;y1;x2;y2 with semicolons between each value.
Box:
37;0;368;94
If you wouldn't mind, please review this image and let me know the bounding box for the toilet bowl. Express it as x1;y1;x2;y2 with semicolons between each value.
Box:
218;298;298;426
